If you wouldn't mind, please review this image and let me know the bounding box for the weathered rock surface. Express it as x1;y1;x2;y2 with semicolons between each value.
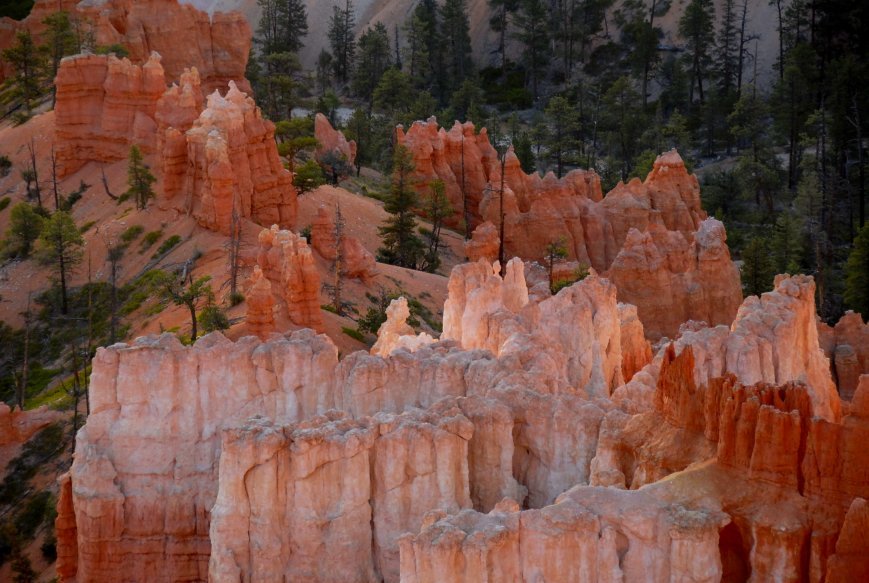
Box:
673;274;841;422
400;119;741;339
257;225;322;331
54;52;166;177
244;265;275;339
463;221;499;262
181;83;296;233
311;205;377;281
370;297;435;358
397;118;499;232
59;331;338;582
314;113;356;167
606;219;743;340
819;311;869;400
3;0;250;93
57;254;868;582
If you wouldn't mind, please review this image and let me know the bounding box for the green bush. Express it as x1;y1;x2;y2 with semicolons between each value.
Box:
0;197;10;211
229;291;245;306
139;229;163;252
78;220;96;234
152;234;182;259
342;327;366;342
120;224;144;244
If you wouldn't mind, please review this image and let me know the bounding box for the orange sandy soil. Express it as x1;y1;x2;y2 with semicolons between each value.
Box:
0;112;467;357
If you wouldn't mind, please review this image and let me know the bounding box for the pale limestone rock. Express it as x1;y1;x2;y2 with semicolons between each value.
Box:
371;297;436;358
673;274;841;422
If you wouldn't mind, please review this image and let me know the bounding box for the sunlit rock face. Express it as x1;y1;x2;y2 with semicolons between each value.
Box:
55;264;866;580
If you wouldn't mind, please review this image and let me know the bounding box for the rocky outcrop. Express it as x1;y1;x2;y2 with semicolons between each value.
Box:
311;206;377;281
463;221;499;262
180;83;296;232
2;0;249;93
606;219;743;340
244;265;275;339
819;311;869;400
53;52;296;233
370;297;435;358
397;118;500;232
314;113;356;167
618;303;652;382
57;250;869;582
54;52;166;177
673;274;840;422
400;119;740;338
60;331;338;582
257;225;322;331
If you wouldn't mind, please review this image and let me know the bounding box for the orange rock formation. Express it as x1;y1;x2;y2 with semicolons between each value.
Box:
1;0;250;94
55;261;868;581
819;310;869;400
399;118;741;339
244;265;275;339
311;206;377;281
54;52;166;177
53;52;296;234
314;113;357;167
256;225;322;331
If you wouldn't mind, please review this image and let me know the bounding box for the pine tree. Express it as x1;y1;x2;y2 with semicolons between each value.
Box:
1;30;47;115
741;236;775;297
513;0;548;100
544;238;569;293
403;8;432;86
488;0;518;79
157;272;214;342
771;211;803;274
43;11;77;106
277;0;308;53
353;23;391;105
440;0;473;95
328;0;356;84
2;202;44;259
123;145;156;210
544;96;580;178
36;210;83;315
679;0;715;105
377;145;425;268
420;179;453;273
844;224;869;320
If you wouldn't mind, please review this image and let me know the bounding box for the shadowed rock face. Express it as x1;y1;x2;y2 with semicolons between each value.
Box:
819;311;869;400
